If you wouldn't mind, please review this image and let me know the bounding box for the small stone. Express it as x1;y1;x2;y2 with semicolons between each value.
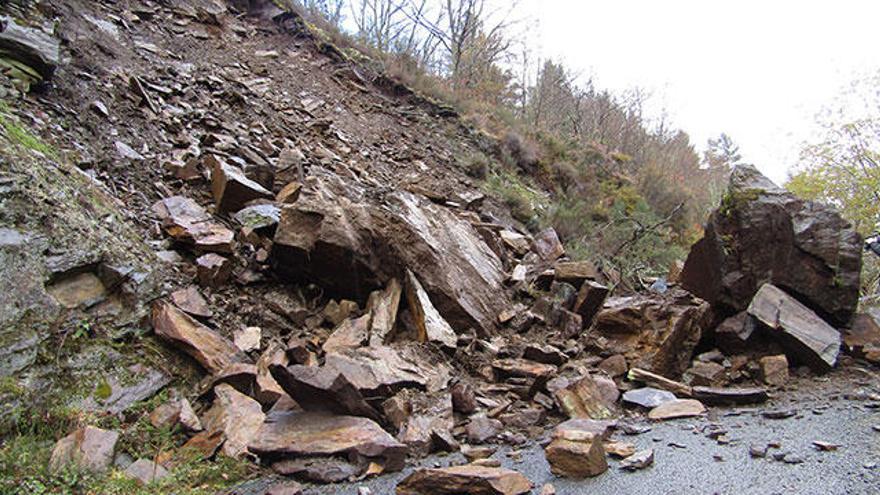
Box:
759;354;789;387
123;459;169;485
605;441;637;458
812;441;840;452
462;445;496;462
467;416;503;444
544;437;608;478
451;382;478;414
648;399;706;420
540;484;556;495
49;426;119;474
762;409;796;420
210;155;272;213
623;388;677;409
782;453;804;464
233;326;261;352
620;449;654;471
196;253;233;288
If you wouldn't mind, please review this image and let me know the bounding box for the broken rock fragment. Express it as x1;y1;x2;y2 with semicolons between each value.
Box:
248;411;407;475
405;269;457;351
202;383;265;458
49;426;119;474
210;155;272;213
759;354;789;387
747;283;841;372
196;253;233;288
367;278;402;346
396;465;533;495
572;280;609;326
151;301;241;374
620;449;654;471
552;375;615;420
323;313;371;353
544;436;608;478
648;399;706;420
170;286;212;318
123;459;169;485
233;326;262;353
622;387;677;409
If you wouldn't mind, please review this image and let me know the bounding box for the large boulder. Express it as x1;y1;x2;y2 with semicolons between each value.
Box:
681;165;862;326
590;289;710;378
271;176;508;336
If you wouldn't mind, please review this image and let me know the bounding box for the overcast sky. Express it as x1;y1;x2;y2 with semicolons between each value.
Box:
517;0;880;184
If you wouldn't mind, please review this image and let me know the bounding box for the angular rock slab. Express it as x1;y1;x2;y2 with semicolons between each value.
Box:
405;269;457;351
271;177;508;336
648;399;706;420
49;426;119;474
248;411;407;473
210;156;272;213
152;301;241;374
747;283;841;372
367;278;402;345
202;383;265;458
396;465;533;495
622;387;677;409
123;458;169;485
0;15;61;79
545;437;608;478
553;375;615;420
591;289;710;378
681;164;861;326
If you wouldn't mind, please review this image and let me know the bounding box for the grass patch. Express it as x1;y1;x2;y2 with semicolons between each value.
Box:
484;170;546;225
0;100;57;158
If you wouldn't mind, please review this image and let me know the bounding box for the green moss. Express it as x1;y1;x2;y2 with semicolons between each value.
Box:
484;170;546;224
0;100;57;158
719;188;762;218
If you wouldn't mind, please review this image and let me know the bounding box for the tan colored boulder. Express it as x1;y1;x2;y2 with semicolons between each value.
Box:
323;313;371;353
405;269;457;351
152;301;240;374
151;196;235;253
544;437;608;478
367;278;403;345
747;283;840;371
49;426;119;474
396;465;533;495
202;383;265;458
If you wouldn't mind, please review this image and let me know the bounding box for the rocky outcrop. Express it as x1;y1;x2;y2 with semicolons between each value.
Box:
681;165;862;326
271;176;508;336
0;16;61;80
590;289;711;378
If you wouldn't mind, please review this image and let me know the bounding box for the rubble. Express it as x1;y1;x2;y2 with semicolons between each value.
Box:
196;253;233;288
234;326;262;353
202;383;265;458
171;286;213;318
747;283;841;371
681;165;862;326
552;374;615;420
396;465;533;495
592;289;710;378
210;156;273;213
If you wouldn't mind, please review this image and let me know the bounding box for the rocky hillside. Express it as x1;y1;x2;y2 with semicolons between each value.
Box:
0;1;877;494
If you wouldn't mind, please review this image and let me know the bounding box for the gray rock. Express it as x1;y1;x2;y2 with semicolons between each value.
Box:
622;387;677;409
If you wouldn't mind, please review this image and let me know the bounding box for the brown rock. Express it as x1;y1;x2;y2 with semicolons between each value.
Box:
556;308;583;339
152;301;240;374
492;358;557;380
647;399;706;420
210;155;272;213
843;310;880;360
396;465;533;495
592;289;710;378
170;286;213;318
276;182;303;204
255;345;286;406
684;361;726;387
714;312;755;354
604;441;637;458
598;354;627;377
367;278;403;346
49;426;119;474
552;418;617;442
544;437;608;478
179;430;224;460
759;354;789;387
383;393;413;431
620;449;654;470
523;344;567;366
626;368;693;397
323;314;371;353
248;411;407;473
151;196;235;253
271;457;360;482
499;230;531;256
271;180;508;337
467;416;503;444
691;386;768;405
554;261;600;286
540;484;557;495
196;253;233;288
747;283;841;371
399;392;454;456
322;299;360;327
552;375;615;420
572;280;609;326
533;228;565;261
451;381;478;414
150;397;202;432
405;269;457;351
681;165;861;327
202;383;265;458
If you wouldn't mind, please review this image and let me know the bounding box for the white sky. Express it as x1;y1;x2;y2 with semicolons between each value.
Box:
517;0;880;184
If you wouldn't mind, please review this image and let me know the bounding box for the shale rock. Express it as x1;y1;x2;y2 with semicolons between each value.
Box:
396;465;533;495
210;156;272;213
248;411;407;473
271;178;508;336
49;426;119;474
152;301;241;374
123;459;169;485
202;383;265;458
681;165;861;326
747;283;841;372
591;289;710;378
545;437;608;478
648;399;706;420
405;269;457;351
552;374;615;420
0;15;61;79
